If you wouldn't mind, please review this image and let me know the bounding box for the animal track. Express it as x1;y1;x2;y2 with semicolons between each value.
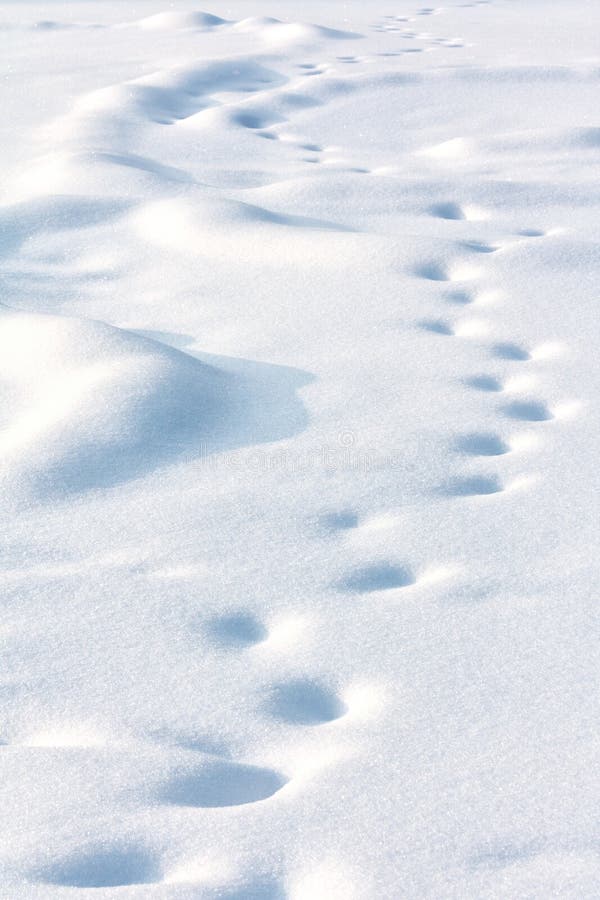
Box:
466;375;504;392
206;612;268;648
320;510;359;530
420;317;488;338
445;289;476;305
340;562;415;593
233;110;279;130
492;342;531;361
267;679;346;725
455;432;510;456
160;760;287;807
503;400;553;422
429;201;466;220
419;318;454;335
444;474;504;496
462;240;500;254
416;261;481;282
415;261;448;281
37;845;161;888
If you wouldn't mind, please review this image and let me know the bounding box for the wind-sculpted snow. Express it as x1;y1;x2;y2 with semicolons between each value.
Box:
0;2;599;898
0;307;311;500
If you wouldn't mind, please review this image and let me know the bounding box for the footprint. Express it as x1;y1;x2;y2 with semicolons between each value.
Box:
206;612;268;648
492;342;531;361
320;510;359;531
232;110;278;130
339;562;415;593
267;679;346;725
419;319;453;335
444;475;504;496
415;261;448;281
455;433;510;456
445;289;475;305
37;845;160;888
160;760;287;807
465;375;503;392
518;228;545;237
462;240;500;254
503;400;553;422
429;201;466;220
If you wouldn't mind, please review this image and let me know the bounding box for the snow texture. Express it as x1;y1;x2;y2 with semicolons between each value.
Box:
0;1;599;897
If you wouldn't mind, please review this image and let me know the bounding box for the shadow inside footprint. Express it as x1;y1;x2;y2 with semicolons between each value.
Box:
444;475;503;496
462;240;498;254
503;400;552;421
320;510;359;531
446;290;474;305
455;433;509;456
419;319;453;335
268;679;346;725
232;111;275;130
340;562;415;593
518;228;545;237
492;342;530;361
160;760;287;807
466;375;503;392
206;612;268;648
429;201;465;220
414;262;448;281
38;846;160;888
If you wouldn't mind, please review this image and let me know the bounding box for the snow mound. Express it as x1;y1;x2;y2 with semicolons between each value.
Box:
6;151;194;201
137;11;228;31
133;195;353;266
0;305;312;502
0;306;229;498
232;16;283;31
39;58;287;151
233;18;362;45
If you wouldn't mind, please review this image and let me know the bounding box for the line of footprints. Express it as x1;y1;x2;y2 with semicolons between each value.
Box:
418;207;579;499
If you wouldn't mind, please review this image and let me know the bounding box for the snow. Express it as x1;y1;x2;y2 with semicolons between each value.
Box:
0;0;599;897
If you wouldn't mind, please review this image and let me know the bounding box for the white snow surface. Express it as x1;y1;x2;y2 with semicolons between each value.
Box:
1;1;600;897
